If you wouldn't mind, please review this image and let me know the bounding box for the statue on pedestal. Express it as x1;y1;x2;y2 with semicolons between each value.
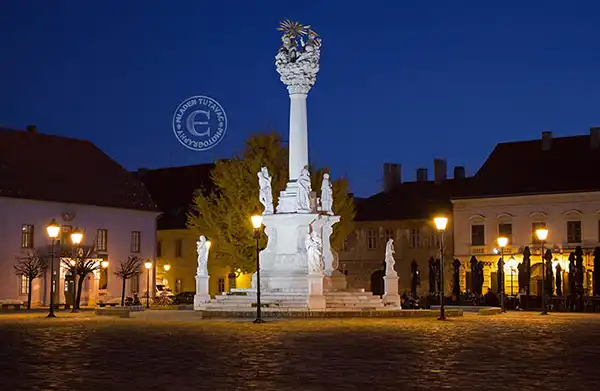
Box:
319;173;333;215
305;231;323;274
296;166;312;213
258;167;274;214
384;239;396;276
196;235;210;276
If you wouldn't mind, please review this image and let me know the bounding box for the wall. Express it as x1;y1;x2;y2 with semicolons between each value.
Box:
452;192;600;294
0;197;157;304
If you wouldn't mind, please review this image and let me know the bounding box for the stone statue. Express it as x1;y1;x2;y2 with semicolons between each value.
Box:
276;20;322;95
258;167;274;214
305;231;323;274
319;173;333;215
384;239;396;275
296;165;312;212
196;235;210;276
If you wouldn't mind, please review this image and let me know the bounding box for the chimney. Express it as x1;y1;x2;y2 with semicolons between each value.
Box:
26;125;37;134
416;168;428;182
454;166;466;179
541;130;552;151
433;158;447;183
591;127;600;149
383;163;401;191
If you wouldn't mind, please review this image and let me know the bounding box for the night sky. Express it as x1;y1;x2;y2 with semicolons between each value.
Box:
1;1;599;197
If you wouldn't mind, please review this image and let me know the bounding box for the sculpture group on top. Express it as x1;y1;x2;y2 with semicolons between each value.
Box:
275;20;322;95
257;165;334;215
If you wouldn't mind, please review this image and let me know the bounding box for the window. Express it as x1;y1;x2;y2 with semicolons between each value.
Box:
430;230;440;248
367;229;377;249
60;225;72;246
498;223;512;244
131;275;139;294
217;278;225;294
175;279;182;294
342;236;349;252
130;231;141;253
471;225;485;246
20;275;29;295
385;228;394;242
175;239;183;257
96;229;108;252
410;228;420;248
567;221;582;244
21;224;34;249
531;222;547;244
156;241;162;257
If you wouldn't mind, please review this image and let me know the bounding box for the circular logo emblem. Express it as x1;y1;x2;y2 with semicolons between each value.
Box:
172;95;227;151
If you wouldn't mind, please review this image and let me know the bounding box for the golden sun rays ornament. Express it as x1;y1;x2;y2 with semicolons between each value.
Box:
278;19;310;37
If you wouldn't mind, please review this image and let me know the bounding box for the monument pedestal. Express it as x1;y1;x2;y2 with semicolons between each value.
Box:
194;274;210;310
307;273;326;309
383;274;401;307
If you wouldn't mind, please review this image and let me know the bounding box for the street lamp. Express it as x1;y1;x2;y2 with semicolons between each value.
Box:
536;227;549;315
144;261;152;309
497;236;508;313
101;260;109;269
46;218;60;318
163;264;171;272
433;216;448;321
251;214;265;324
69;227;84;313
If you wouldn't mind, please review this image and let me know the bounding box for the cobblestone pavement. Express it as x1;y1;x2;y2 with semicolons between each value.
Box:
0;311;598;391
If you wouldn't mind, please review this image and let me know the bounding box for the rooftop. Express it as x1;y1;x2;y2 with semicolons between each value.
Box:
0;126;158;212
454;129;600;199
135;163;216;229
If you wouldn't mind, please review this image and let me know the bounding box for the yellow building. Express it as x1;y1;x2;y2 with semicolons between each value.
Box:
452;129;600;297
136;164;250;297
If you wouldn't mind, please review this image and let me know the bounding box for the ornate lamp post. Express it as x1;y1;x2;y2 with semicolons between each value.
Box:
251;215;265;324
69;227;83;313
497;236;508;313
536;228;549;315
46;219;61;318
433;216;448;321
144;261;152;308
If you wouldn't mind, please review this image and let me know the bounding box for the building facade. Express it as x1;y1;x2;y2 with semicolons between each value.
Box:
452;128;600;296
339;160;467;296
0;126;159;305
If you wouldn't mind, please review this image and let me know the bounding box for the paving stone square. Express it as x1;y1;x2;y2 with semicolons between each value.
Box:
0;311;598;390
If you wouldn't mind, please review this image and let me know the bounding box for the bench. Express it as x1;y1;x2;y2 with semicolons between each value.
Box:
95;307;130;318
0;300;23;310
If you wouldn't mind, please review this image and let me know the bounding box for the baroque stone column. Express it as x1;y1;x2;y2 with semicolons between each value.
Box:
275;22;322;213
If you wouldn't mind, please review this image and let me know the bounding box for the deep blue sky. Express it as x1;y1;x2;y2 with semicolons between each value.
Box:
1;1;599;197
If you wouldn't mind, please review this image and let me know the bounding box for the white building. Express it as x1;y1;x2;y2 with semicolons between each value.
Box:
0;126;159;306
452;128;600;296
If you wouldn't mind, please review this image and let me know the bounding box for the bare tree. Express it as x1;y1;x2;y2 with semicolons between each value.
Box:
14;250;47;309
59;247;101;309
114;256;144;307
